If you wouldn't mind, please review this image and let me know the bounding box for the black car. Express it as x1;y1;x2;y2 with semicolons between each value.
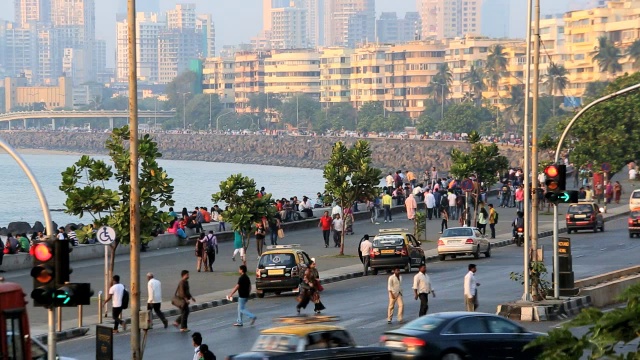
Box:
369;229;426;275
565;202;604;233
380;312;543;360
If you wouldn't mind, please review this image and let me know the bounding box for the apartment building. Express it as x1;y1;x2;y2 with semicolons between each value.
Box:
270;7;309;49
15;0;51;27
203;57;235;109
376;12;422;44
234;51;271;113
350;44;389;108
116;12;167;82
324;0;375;47
1;22;37;82
418;0;483;39
265;49;320;100
320;47;354;106
385;41;446;118
4;76;72;112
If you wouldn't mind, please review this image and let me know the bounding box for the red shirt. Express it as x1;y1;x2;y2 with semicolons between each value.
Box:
319;216;332;231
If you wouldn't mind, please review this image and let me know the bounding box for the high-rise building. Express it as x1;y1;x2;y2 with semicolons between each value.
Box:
116;12;166;82
376;12;421;43
203;56;235;109
15;0;51;27
117;0;160;14
35;24;58;84
1;22;37;82
51;0;96;84
350;43;388;108
167;3;197;30
196;14;216;57
324;0;375;47
94;39;106;77
158;29;200;84
265;49;320;100
263;0;293;32
303;0;324;47
270;7;309;49
481;0;509;38
418;0;483;39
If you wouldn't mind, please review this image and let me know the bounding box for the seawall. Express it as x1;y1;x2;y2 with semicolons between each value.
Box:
1;131;524;171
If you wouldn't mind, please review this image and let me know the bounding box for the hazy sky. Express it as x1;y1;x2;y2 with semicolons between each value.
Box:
0;0;589;67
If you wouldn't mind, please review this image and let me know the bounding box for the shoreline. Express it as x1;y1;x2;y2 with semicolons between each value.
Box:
0;148;90;156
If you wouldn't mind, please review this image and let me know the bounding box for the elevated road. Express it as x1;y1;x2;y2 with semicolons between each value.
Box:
0;110;176;123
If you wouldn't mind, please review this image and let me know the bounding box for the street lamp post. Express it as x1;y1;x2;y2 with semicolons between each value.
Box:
216;110;234;132
154;98;158;131
296;94;299;129
209;93;213;131
182;92;190;131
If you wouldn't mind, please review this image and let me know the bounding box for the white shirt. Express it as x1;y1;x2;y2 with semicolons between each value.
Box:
331;205;342;216
147;278;162;304
464;270;477;298
412;272;433;294
412;186;423;195
425;193;436;208
109;283;125;307
332;218;343;231
448;193;457;207
386;175;394;187
57;233;65;240
300;200;312;210
193;346;200;360
360;240;372;255
630;168;637;180
388;275;403;296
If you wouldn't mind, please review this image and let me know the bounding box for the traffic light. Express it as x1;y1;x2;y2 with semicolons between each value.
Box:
54;283;93;307
545;190;579;204
30;242;55;307
54;240;72;285
544;164;566;193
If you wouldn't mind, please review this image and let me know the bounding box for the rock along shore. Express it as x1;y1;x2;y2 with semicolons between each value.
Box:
2;131;524;172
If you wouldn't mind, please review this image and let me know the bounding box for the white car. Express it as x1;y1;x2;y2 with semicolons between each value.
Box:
437;227;491;261
629;189;640;211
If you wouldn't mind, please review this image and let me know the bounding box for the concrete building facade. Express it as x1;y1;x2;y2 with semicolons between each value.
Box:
320;47;353;106
264;49;320;100
350;44;389;108
234;51;271;113
4;76;72;112
203;57;235;109
324;0;375;47
418;0;483;39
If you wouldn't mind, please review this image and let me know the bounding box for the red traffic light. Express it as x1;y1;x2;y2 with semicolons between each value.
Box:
545;165;559;178
34;243;53;262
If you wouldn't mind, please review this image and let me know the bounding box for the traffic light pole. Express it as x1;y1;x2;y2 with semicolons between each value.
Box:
553;204;559;298
0;138;56;360
522;0;533;302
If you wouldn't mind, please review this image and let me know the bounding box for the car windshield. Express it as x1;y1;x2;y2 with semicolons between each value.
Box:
404;315;445;332
568;204;593;214
631;211;640;218
633;191;640;199
251;334;299;352
373;236;404;247
442;228;473;237
258;253;296;268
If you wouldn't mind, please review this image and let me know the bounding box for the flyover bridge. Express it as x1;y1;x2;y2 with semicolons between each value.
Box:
0;110;176;129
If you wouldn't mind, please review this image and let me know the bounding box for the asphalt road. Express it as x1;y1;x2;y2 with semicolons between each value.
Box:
56;217;638;360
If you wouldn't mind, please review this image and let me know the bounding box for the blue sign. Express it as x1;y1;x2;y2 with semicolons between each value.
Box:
601;163;611;172
461;179;474;192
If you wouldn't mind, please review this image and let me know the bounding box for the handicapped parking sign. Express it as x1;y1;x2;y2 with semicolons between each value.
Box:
97;226;116;245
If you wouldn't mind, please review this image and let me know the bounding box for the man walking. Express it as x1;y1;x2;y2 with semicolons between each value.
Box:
318;211;332;248
464;264;480;311
332;214;343;248
204;231;218;271
359;235;373;276
413;264;435;317
232;231;246;266
228;265;257;326
382;192;393;223
425;190;436;220
174;270;196;332
405;193;417;220
146;272;168;329
488;204;497;239
103;275;126;333
387;267;404;324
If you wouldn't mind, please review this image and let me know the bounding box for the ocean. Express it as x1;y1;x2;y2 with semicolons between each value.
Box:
0;153;326;227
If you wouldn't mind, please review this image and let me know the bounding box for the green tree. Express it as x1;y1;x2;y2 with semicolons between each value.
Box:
559;72;640;173
528;283;640;359
323;141;382;255
318;103;357;132
437;103;494;134
486;44;508;91
503;85;525;128
592;36;623;77
463;64;486;106
279;94;320;128
59;126;175;278
544;62;570;117
164;71;200;108
627;39;640;69
211;174;275;252
101;96;129;111
584;81;610;103
427;64;453;104
185;94;223;130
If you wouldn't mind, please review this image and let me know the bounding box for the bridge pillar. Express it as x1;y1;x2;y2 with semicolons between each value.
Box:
109;118;114;130
51;118;56;130
23;118;27;129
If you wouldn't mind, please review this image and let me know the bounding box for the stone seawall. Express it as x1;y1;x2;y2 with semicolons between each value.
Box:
2;131;524;171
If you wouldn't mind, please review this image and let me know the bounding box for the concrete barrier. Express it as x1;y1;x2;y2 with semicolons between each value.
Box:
574;265;640;289
579;274;640;307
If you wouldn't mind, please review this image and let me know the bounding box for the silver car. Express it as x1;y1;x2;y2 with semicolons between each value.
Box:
437;227;491;261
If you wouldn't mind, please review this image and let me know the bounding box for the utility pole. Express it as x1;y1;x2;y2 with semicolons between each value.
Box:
127;0;141;358
209;93;213;131
522;0;533;302
296;95;299;129
530;0;541;299
182;93;190;131
441;84;445;121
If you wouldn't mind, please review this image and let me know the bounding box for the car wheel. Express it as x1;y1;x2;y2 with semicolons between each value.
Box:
257;292;265;298
567;229;571;234
473;246;480;259
438;254;446;261
372;268;379;275
484;243;491;258
451;254;457;259
441;352;464;360
404;261;411;273
593;224;598;233
600;223;605;232
274;291;282;296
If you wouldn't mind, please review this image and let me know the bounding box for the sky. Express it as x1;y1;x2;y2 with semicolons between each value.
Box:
0;0;593;67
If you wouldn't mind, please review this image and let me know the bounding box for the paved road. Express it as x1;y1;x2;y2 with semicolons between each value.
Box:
56;217;637;359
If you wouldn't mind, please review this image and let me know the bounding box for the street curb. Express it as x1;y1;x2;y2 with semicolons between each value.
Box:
496;296;592;321
36;326;90;344
46;210;628;341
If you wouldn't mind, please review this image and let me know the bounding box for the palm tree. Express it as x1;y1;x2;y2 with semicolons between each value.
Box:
592;36;623;76
504;85;525;128
543;62;569;116
485;44;508;91
627;39;640;69
427;63;453;104
463;65;486;106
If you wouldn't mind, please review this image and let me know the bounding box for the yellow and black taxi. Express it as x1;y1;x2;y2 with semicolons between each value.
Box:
369;229;426;275
629;208;640;238
565;201;605;233
226;317;392;359
256;245;312;298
